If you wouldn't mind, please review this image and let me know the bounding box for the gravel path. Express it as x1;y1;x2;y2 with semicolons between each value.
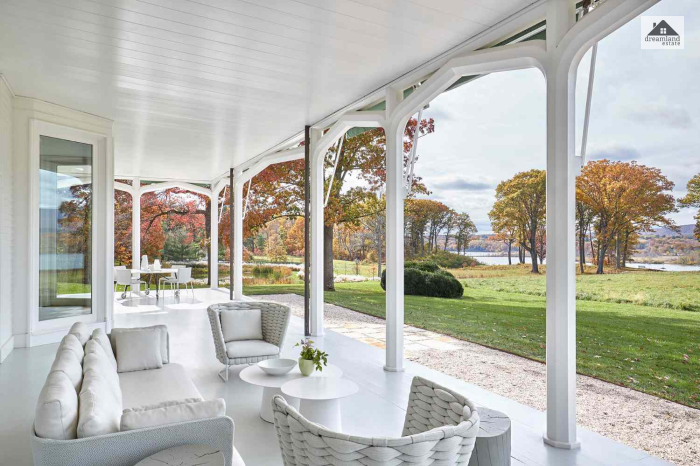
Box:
257;294;698;466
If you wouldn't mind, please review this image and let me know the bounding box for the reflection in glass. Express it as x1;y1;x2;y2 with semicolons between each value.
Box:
39;136;93;321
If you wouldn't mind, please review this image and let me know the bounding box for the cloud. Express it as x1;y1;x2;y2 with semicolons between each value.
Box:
423;105;454;122
430;176;495;191
620;102;693;129
587;144;640;161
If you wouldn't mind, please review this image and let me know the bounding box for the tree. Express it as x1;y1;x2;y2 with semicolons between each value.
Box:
285;217;305;256
577;160;677;273
678;173;700;240
58;183;92;283
454;213;477;255
244;116;435;291
114;189;132;266
575;201;594;273
266;233;287;262
489;170;546;273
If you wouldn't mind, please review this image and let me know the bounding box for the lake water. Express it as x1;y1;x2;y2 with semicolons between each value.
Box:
463;252;700;272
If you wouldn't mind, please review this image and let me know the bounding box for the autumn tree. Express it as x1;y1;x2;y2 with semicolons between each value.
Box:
285;217;305;256
678;173;700;240
577;160;677;273
575;201;594;273
454;213;477;255
58;183;92;283
489;170;546;273
114;189;132;266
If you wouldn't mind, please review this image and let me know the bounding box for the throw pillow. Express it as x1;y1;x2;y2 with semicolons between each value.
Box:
115;328;163;373
34;371;79;440
110;325;169;364
121;398;226;431
91;328;117;370
84;340;122;403
50;349;83;392
77;371;121;438
68;322;90;346
220;309;263;342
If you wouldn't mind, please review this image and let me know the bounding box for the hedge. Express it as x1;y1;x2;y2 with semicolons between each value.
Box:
380;262;464;298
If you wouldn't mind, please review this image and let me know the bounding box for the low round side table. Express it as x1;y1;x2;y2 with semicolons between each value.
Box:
240;363;343;423
281;377;359;431
468;408;511;466
135;444;224;466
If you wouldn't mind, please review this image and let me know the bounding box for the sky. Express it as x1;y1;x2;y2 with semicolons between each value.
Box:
416;0;700;234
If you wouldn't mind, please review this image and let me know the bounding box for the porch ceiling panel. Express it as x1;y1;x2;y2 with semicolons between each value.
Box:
0;0;537;182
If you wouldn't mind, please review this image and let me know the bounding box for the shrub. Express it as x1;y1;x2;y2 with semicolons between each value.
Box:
380;262;463;298
411;250;481;269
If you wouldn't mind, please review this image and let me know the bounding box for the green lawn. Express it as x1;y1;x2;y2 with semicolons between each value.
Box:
245;279;700;409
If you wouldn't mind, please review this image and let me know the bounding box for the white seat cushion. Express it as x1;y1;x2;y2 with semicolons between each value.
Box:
35;371;79;440
50;349;83;392
226;340;279;359
121;398;226;431
220;309;263;342
59;334;85;362
110;325;169;364
68;322;90;346
118;363;202;410
77;371;122;438
84;340;122;404
91;328;117;370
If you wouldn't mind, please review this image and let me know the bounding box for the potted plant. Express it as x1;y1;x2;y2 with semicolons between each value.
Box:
295;338;328;376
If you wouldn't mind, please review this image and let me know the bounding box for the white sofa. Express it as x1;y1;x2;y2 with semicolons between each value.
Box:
30;323;245;466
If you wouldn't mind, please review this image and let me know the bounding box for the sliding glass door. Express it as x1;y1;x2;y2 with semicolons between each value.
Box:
39;136;93;321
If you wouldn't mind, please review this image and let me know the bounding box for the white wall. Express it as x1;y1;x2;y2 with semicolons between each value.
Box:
10;96;114;350
0;76;14;362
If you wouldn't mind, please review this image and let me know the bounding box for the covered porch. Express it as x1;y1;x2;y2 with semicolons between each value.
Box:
0;0;682;465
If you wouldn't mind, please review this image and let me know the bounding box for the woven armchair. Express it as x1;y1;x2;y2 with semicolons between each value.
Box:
271;376;480;465
208;301;291;382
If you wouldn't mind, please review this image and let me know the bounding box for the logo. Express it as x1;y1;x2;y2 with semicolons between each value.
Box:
641;16;683;49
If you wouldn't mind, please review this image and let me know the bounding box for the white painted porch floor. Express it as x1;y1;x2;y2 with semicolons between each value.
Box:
0;289;672;466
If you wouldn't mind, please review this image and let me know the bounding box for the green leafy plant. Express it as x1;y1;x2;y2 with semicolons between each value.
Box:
295;338;328;371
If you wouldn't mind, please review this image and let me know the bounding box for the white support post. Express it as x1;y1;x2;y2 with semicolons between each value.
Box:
544;0;579;450
210;193;219;290
309;129;324;336
384;87;405;372
233;179;244;300
132;177;140;270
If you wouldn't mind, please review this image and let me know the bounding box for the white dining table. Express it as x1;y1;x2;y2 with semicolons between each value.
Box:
128;268;180;299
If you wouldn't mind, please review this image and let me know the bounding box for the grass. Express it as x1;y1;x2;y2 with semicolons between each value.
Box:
464;268;700;311
244;278;700;409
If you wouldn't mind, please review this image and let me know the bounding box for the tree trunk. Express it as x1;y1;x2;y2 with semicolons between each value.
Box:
615;233;621;270
529;227;539;273
579;229;586;274
376;224;382;277
507;241;512;265
324;223;335;291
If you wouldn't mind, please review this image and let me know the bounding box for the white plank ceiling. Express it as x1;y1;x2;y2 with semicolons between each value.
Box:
0;0;535;182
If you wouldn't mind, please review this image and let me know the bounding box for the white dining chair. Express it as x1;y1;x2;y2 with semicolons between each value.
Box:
113;265;126;291
159;264;185;290
115;268;146;298
167;267;194;297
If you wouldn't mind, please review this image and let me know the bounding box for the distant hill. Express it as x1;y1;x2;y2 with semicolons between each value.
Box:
650;224;695;238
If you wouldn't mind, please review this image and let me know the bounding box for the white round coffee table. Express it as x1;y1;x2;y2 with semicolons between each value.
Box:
239;362;342;423
281;377;359;431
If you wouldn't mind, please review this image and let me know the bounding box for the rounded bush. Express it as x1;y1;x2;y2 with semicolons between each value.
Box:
380;263;463;298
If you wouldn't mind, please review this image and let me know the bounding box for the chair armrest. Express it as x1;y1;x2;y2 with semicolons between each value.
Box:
207;307;229;365
31;416;236;466
261;304;291;349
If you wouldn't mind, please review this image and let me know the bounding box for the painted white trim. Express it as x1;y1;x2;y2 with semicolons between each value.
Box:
0;335;14;363
29;119;109;336
0;74;16;98
139;181;212;199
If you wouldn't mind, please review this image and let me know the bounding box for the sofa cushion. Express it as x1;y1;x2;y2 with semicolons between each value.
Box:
77;370;122;438
50;349;83;392
110;325;169;364
58;334;85;362
84;340;122;404
226;340;279;359
114;328;163;373
119;363;202;410
220;309;263;342
68;322;90;346
34;371;79;440
91;328;117;370
121;398;226;431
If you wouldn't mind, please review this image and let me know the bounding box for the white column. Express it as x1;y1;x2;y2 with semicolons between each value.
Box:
384;112;405;372
544;0;579;450
309;129;324;336
132;178;140;270
233;179;244;300
210;192;219;289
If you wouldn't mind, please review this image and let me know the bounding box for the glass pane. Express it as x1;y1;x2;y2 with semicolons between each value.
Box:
39;136;93;321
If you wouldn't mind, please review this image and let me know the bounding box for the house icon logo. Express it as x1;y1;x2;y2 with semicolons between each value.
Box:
641;16;683;49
